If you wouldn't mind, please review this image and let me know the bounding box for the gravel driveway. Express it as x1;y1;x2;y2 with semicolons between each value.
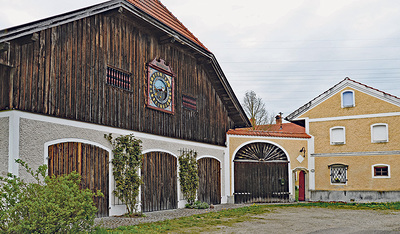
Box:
211;207;400;234
95;204;400;233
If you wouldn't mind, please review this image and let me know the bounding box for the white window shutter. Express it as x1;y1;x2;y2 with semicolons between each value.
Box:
373;125;387;142
331;128;344;144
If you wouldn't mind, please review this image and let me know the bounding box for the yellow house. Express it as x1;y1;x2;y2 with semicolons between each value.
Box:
286;78;400;202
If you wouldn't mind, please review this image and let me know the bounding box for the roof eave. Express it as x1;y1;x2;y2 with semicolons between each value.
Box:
286;77;400;122
0;0;124;43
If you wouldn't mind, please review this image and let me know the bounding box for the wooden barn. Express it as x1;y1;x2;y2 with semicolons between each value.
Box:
0;0;250;217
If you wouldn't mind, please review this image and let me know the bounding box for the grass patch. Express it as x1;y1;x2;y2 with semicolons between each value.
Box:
95;204;271;233
94;202;400;233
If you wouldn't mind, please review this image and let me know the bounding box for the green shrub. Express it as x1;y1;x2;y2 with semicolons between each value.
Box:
178;150;199;205
185;200;210;209
0;159;101;233
105;133;143;215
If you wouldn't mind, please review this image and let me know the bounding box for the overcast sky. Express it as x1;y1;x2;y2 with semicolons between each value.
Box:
1;0;399;119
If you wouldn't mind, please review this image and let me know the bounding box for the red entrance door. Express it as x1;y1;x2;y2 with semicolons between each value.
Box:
299;171;305;201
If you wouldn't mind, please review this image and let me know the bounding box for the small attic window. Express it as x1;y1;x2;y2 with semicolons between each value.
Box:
342;90;355;108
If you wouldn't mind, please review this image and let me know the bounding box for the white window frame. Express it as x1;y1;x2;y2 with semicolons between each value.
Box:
372;164;390;178
341;90;355;108
371;123;389;143
330;126;346;145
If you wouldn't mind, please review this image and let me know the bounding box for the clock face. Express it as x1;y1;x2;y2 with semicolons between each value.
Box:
148;68;173;112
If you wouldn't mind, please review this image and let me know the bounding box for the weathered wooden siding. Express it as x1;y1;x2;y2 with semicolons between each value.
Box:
0;65;10;110
2;12;234;145
48;142;109;217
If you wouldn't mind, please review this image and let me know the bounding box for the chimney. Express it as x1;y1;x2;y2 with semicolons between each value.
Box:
249;118;256;129
275;112;283;129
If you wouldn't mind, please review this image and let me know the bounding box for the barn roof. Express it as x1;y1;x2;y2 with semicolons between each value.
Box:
127;0;208;51
0;0;250;128
227;123;311;139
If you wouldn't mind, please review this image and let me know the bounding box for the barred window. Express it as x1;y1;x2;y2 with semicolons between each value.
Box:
106;66;131;91
329;164;348;184
182;95;197;111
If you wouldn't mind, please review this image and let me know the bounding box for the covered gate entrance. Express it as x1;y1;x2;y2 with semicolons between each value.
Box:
48;142;109;217
197;158;221;205
141;152;177;212
234;142;289;203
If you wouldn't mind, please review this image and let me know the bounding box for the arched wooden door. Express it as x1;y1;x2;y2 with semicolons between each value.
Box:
234;142;289;203
141;152;177;212
197;158;221;205
48;142;109;217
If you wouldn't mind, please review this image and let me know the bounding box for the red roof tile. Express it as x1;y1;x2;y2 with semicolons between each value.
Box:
127;0;208;51
228;123;311;139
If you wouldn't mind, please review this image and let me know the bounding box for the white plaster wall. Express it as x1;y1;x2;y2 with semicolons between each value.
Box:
0;117;9;177
17;113;226;215
19;118;111;182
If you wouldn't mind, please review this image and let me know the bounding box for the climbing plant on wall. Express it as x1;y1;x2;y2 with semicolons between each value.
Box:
105;134;142;215
178;150;199;205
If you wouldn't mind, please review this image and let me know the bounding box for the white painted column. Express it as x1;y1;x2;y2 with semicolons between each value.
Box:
8;111;20;176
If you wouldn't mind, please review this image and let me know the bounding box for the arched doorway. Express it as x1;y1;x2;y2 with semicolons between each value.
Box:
197;157;221;205
48;142;109;217
141;151;177;212
299;170;305;201
234;142;289;203
293;168;308;202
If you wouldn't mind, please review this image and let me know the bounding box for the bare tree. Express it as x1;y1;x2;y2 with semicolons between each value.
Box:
242;90;274;129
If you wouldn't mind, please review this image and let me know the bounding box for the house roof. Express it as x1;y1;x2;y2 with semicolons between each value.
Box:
127;0;207;51
286;77;400;122
0;0;250;128
227;123;311;139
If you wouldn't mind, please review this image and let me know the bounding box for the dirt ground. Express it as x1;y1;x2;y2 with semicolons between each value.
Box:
209;207;400;234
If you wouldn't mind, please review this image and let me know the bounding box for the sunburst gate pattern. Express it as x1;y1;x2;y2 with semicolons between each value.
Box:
234;143;287;161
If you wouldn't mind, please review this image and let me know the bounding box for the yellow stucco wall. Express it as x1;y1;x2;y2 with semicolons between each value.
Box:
228;136;309;195
315;155;400;191
300;85;400;192
310;116;400;154
299;87;400;119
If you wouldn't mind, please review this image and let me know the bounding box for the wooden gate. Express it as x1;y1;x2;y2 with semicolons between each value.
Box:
197;158;221;205
234;142;289;203
48;142;109;217
141;152;177;212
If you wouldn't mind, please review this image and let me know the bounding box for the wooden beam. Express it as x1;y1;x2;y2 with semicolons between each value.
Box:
0;42;10;52
15;33;39;44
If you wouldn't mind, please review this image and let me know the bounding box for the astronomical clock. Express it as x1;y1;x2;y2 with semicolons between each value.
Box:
147;58;174;114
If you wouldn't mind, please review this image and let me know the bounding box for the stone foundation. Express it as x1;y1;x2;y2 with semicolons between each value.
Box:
311;190;400;203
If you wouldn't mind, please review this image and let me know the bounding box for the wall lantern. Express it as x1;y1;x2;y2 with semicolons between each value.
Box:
300;147;306;157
